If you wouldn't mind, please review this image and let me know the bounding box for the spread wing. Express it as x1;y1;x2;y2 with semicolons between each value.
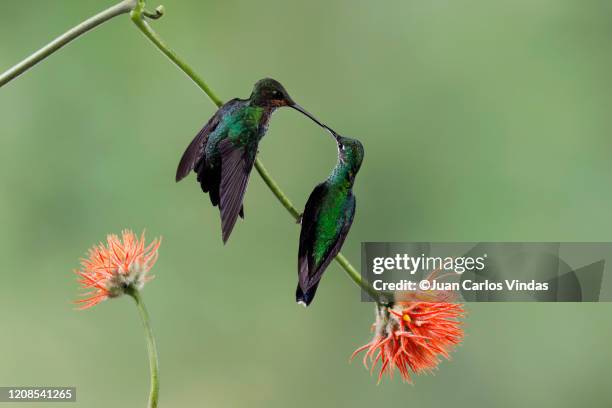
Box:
218;138;255;243
297;187;356;305
175;98;240;182
176;114;219;183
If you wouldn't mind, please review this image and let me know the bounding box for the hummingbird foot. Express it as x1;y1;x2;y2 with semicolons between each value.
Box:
296;213;303;224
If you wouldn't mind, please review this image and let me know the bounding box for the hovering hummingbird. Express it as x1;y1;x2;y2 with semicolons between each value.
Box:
296;133;364;306
176;78;331;243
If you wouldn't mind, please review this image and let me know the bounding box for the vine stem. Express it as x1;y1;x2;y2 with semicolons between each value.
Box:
0;0;388;305
130;1;222;107
126;286;159;408
0;0;138;87
129;1;389;305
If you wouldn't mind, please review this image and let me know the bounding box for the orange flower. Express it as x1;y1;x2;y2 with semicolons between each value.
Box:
352;301;465;383
75;230;161;309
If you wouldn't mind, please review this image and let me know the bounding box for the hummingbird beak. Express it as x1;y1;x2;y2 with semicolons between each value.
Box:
290;104;337;140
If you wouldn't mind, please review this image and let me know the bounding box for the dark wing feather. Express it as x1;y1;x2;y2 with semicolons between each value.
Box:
176;98;241;182
297;183;328;289
194;149;244;216
218;138;254;243
176;114;219;182
177;99;245;219
195;156;221;207
297;189;356;305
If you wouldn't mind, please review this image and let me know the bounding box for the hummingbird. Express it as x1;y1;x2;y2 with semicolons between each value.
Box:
176;78;331;243
296;133;364;306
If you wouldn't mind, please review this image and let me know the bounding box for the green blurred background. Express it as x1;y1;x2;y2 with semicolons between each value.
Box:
1;0;612;406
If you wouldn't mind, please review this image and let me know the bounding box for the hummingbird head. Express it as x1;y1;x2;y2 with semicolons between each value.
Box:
335;135;364;177
251;78;294;107
250;78;337;134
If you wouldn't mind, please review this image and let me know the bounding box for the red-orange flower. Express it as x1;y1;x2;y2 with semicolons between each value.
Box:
75;230;161;309
352;301;465;383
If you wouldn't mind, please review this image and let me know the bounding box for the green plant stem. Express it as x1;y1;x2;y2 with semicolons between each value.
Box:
0;0;137;88
130;1;223;107
130;1;390;305
127;286;159;408
334;252;386;303
0;0;389;305
253;159;301;220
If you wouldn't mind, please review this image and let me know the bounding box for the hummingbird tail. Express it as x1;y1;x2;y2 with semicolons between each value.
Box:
295;282;320;306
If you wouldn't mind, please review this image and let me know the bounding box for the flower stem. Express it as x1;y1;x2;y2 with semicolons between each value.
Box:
129;1;390;305
334;253;390;304
127;286;159;408
0;0;137;88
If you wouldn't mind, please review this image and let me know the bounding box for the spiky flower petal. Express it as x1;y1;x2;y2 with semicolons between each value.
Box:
352;301;464;383
74;230;161;309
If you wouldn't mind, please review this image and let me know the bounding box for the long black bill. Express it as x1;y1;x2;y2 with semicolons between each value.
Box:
291;104;338;140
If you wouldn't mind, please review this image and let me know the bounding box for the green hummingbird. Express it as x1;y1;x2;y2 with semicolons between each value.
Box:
296;133;364;306
176;78;331;243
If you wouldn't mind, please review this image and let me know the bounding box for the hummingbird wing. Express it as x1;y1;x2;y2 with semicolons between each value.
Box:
176;99;245;221
297;187;356;305
176;114;218;183
175;98;241;182
218;138;255;243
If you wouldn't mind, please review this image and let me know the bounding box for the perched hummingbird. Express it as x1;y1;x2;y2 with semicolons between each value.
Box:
176;78;330;243
296;133;364;306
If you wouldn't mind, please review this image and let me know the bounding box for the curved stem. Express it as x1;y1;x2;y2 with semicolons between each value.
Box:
253;159;301;220
0;0;137;88
334;253;390;304
0;0;388;305
130;1;223;107
129;1;389;305
127;287;159;408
